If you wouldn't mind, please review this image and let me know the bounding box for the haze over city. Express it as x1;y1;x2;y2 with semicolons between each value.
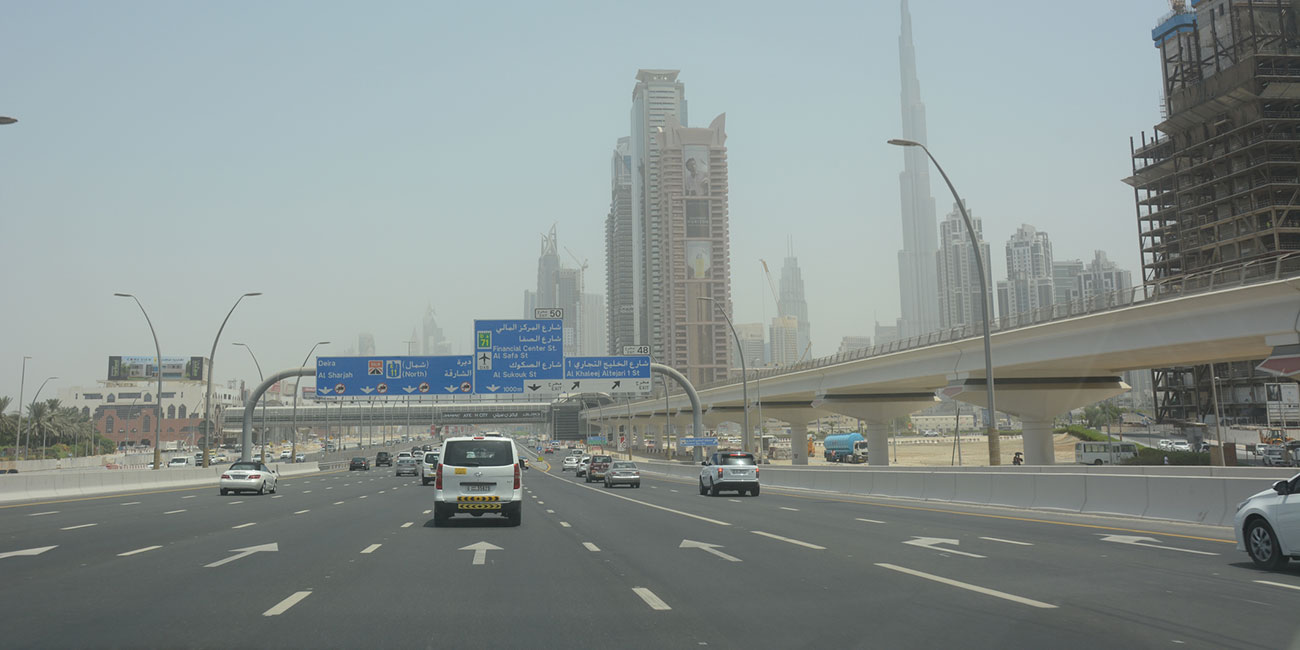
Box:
2;0;1169;397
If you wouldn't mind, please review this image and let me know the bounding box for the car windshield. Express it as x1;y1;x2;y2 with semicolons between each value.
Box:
442;440;513;467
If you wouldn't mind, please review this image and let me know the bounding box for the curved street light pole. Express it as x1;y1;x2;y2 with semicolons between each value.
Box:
27;376;57;460
699;297;750;455
292;341;329;463
233;343;266;460
887;139;1000;465
203;293;260;467
115;293;165;470
15;356;30;460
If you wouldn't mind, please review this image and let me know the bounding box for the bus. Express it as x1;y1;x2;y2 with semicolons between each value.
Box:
1075;441;1138;465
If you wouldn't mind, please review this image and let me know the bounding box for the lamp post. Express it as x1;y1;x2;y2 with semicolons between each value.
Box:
699;296;750;455
1211;374;1226;466
15;356;29;460
27;376;56;460
115;292;165;470
201;293;260;467
233;343;267;462
887;139;1000;465
0;117;16;125
291;341;329;464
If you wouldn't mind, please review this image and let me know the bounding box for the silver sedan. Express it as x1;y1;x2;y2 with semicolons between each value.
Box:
219;462;278;495
604;461;641;488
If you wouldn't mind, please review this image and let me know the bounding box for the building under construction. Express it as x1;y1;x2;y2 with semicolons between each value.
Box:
1126;0;1300;424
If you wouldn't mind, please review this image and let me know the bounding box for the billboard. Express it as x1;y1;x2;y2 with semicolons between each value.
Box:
683;145;710;196
1266;382;1300;423
686;241;711;279
686;199;709;237
108;355;204;381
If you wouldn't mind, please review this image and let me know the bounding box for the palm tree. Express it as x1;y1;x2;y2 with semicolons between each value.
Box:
0;396;13;454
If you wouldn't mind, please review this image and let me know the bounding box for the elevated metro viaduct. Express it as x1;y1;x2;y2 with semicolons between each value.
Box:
583;277;1300;466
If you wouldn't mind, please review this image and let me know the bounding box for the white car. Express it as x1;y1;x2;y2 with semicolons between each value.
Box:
280;449;292;460
1171;440;1192;452
576;456;591;477
699;451;760;496
167;457;191;468
397;451;414;461
420;451;440;485
433;435;522;526
1157;439;1173;451
1234;472;1300;570
562;456;581;472
219;462;278;496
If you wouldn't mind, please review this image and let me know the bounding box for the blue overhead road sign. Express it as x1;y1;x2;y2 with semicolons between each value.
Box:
474;319;565;395
316;356;474;399
563;356;652;396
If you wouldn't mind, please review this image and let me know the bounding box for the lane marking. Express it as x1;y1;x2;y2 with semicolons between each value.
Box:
751;530;825;550
164;509;186;515
670;489;678;493
379;491;386;494
856;518;886;524
271;495;283;499
729;499;742;503
583;542;601;552
28;511;59;517
0;469;356;510
120;502;141;506
904;536;985;558
118;545;161;557
561;522;572;528
401;522;413;528
361;544;382;554
326;487;333;490
546;509;555;514
980;536;1033;546
263;591;312;617
181;495;196;499
535;470;731;526
228;501;244;505
359;495;368;499
632;587;671;611
422;510;432;515
875;563;1057;609
537;501;544;504
61;523;97;531
780;507;800;512
232;523;256;529
303;490;312;494
1255;580;1300;591
294;510;310;515
333;501;344;505
0;545;58;559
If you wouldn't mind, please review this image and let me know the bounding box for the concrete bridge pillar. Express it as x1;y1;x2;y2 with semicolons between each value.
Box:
811;394;941;467
789;420;809;465
1021;418;1056;466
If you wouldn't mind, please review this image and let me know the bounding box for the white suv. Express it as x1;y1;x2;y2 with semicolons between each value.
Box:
433;436;522;526
420;451;440;486
1235;471;1300;570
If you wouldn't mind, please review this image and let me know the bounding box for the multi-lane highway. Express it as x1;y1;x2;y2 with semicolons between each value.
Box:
1;450;1296;648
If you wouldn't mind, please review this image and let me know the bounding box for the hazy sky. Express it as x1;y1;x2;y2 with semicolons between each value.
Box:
1;0;1172;402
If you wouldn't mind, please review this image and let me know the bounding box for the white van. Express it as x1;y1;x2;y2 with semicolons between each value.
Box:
1075;441;1138;465
433;435;522;525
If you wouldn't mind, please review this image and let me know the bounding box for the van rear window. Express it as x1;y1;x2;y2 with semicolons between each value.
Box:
442;440;514;467
721;454;756;466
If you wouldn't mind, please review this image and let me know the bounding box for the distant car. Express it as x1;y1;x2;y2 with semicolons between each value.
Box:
699;451;760;496
605;461;641;488
421;451;440;485
349;457;370;471
1157;439;1173;451
376;451;393;466
294;453;306;463
220;462;277;495
544;447;555;454
396;451;413;463
167;457;191;468
562;456;581;472
585;455;613;483
214;453;228;463
922;431;940;438
576;456;591;477
1171;441;1192;452
1235;471;1300;570
395;458;419;477
519;457;530;470
280;449;292;460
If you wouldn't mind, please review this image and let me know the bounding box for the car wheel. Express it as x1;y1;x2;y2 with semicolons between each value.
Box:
709;481;720;497
257;482;265;495
1093;459;1103;466
508;509;521;527
750;485;760;496
699;478;708;495
1246;519;1290;570
219;488;227;496
270;482;277;494
634;482;641;488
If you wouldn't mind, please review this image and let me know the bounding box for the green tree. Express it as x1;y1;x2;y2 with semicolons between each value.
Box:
1083;402;1123;429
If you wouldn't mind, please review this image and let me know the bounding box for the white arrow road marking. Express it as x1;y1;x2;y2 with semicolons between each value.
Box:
876;563;1057;609
117;545;160;557
28;511;59;516
903;537;985;558
751;531;825;550
460;541;502;565
1255;580;1300;591
361;544;381;554
1097;534;1219;556
980;536;1033;546
856;518;885;524
61;523;97;531
0;545;57;559
204;542;278;568
263;591;312;616
632;587;671;611
680;539;741;562
583;542;601;552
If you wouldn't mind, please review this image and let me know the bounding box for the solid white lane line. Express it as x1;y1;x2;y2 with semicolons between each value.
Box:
535;470;731;526
980;536;1033;546
1255;580;1300;591
263;591;312;617
164;509;186;514
780;507;800;511
294;510;310;515
333;501;344;505
632;587;671;611
182;495;197;499
28;511;59;517
61;523;97;531
422;510;432;515
361;544;382;554
232;523;256;529
401;522;414;528
561;522;572;528
583;542;601;552
120;502;141;506
856;518;886;524
118;545;161;557
751;531;825;550
875;563;1057;609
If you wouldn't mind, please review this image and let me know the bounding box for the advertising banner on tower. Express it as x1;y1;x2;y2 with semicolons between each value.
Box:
683;145;710;197
686;241;711;279
685;199;710;237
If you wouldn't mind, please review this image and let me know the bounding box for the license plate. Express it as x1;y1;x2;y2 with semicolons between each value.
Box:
466;484;492;493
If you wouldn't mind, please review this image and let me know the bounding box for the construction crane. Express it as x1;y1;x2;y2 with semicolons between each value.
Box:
760;259;782;316
563;245;588;299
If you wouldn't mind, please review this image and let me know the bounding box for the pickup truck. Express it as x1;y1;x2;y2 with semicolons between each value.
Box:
823;432;868;463
585;455;613;483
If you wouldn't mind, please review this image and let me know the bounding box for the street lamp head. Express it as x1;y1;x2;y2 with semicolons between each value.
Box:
113;292;133;298
244;292;263;297
887;138;921;147
0;116;16;125
317;341;331;346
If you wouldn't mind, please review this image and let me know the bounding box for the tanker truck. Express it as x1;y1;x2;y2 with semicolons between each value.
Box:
823;432;869;463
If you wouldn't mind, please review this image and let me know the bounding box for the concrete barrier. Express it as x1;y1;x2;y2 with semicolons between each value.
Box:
987;473;1036;509
923;472;956;502
1031;474;1086;513
950;473;992;506
1144;476;1225;526
0;463;325;504
1080;474;1148;518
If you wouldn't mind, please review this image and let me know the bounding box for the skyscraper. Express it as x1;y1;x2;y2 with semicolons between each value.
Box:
536;224;561;309
605;136;636;355
936;201;992;330
421;304;450;355
777;244;811;361
532;225;581;355
630;69;688;357
769;316;800;366
734;323;767;370
895;0;941;338
656;113;731;386
580;293;607;356
996;224;1055;323
357;332;376;356
1052;259;1085;305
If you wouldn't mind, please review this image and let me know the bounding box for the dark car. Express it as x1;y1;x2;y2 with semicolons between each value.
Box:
349;457;370;471
375;451;393;467
585;455;613;483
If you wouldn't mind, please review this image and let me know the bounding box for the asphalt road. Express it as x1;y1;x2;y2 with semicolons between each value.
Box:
1;450;1298;649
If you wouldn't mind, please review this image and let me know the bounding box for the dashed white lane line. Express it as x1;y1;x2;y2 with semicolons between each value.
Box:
401;522;414;528
632;587;671;611
228;501;244;505
875;563;1057;609
118;545;161;557
980;536;1033;546
751;531;825;550
164;509;186;515
61;523;98;531
546;509;555;514
561;522;572;528
361;544;382;554
856;518;886;524
359;495;368;499
670;490;679;493
379;490;386;494
326;487;333;490
263;591;313;617
583;542;601;552
120;502;141;506
303;490;312;494
537;470;731;526
28;511;59;517
422;510;432;515
182;495;197;499
780;507;800;511
537;501;544;505
333;501;344;505
728;499;742;503
294;510;310;515
232;523;256;529
1255;580;1300;591
271;495;283;499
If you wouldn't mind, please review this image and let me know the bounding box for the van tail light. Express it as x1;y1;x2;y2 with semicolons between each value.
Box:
717;467;724;478
435;463;443;490
514;463;521;489
755;468;760;478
